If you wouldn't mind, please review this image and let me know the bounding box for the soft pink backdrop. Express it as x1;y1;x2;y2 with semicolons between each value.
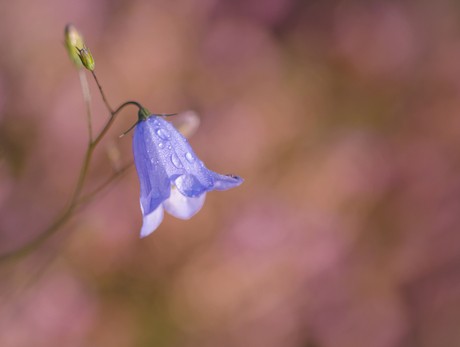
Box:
1;0;460;346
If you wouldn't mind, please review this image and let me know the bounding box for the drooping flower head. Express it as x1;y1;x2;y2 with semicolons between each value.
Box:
132;107;243;237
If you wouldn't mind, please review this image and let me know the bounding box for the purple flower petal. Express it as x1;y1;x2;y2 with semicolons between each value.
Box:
212;173;244;190
132;112;243;237
140;203;164;238
133;121;171;215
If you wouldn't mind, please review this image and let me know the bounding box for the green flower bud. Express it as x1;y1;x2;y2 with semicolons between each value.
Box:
64;23;85;68
77;45;95;71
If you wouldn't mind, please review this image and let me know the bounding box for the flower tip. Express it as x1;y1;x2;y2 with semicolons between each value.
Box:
227;174;242;180
139;230;150;238
226;174;244;185
229;174;244;187
211;173;244;191
139;205;164;238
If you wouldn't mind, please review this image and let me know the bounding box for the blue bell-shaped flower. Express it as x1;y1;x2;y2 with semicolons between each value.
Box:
132;108;243;237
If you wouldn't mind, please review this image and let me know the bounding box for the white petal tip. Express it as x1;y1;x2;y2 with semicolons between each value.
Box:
139;205;164;238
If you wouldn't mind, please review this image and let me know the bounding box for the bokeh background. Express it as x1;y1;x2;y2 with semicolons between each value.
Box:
1;0;460;346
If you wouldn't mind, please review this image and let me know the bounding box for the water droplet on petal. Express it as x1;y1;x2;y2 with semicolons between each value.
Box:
171;153;183;168
174;174;202;197
185;152;195;163
158;142;165;149
156;128;170;140
168;145;172;150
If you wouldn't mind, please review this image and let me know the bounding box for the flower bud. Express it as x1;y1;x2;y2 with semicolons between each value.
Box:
64;23;85;68
77;45;95;71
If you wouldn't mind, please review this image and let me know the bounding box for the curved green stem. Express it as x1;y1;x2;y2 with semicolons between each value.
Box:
0;72;142;262
91;70;113;114
92;101;142;148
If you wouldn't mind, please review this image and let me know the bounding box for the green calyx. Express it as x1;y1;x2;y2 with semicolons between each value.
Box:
138;107;151;121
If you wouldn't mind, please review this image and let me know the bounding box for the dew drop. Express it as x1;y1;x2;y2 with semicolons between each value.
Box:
168;145;172;150
185;152;195;163
174;174;202;197
171;153;183;168
158;142;165;149
156;128;170;140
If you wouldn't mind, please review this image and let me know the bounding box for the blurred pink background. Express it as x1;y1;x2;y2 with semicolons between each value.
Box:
1;0;460;346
